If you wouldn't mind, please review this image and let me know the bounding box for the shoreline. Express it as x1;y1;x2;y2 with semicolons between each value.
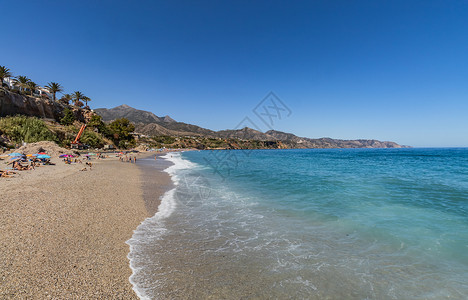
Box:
137;153;174;216
127;153;175;298
0;152;171;298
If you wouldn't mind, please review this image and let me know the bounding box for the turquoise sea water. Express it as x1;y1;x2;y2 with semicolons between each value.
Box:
128;149;468;299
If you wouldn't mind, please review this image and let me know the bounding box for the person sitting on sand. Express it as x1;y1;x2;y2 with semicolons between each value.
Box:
43;159;55;165
12;161;27;171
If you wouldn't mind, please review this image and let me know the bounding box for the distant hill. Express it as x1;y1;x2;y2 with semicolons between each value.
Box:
94;104;410;148
94;104;175;124
94;104;217;137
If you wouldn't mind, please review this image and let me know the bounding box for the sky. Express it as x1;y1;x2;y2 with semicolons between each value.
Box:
1;0;467;147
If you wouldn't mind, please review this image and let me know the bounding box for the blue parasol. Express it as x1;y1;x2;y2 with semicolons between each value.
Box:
8;152;23;156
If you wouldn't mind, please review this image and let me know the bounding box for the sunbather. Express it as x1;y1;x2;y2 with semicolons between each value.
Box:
0;170;17;177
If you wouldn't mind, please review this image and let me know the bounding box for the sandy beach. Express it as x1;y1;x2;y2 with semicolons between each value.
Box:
0;153;169;298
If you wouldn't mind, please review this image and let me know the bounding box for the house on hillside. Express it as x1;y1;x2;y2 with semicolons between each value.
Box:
1;78;52;99
36;87;52;98
2;77;14;89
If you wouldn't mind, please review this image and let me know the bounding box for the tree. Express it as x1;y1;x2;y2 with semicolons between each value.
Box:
0;66;12;87
72;91;85;106
88;114;103;128
82;96;91;108
88;114;109;135
108;118;135;149
26;81;38;96
59;93;72;105
60;108;75;125
13;76;31;92
80;130;105;148
45;82;63;101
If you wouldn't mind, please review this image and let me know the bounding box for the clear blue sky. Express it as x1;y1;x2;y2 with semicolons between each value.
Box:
2;0;467;147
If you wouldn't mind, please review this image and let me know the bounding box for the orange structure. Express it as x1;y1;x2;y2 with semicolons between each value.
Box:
71;124;87;149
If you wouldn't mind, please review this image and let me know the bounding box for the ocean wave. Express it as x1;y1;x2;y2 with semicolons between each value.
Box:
126;152;197;299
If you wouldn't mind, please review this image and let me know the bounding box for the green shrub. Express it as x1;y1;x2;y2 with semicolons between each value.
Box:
60;108;75;125
80;130;105;148
107;118;135;148
152;135;176;144
0;115;58;143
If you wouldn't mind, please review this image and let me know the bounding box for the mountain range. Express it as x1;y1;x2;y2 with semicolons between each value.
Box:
94;105;409;148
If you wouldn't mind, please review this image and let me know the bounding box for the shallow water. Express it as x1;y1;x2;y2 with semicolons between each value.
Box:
127;149;468;299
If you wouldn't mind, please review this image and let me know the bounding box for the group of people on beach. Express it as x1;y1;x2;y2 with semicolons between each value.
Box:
0;155;55;178
119;155;137;163
12;160;36;171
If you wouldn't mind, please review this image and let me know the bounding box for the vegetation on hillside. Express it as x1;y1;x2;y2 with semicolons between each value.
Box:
138;135;284;150
108;118;136;149
0;116;58;144
0;115;136;150
60;108;76;126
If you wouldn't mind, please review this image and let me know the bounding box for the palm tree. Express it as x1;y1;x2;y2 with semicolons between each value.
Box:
45;82;63;101
26;81;38;96
13;76;31;92
0;66;12;87
60;93;73;105
82;96;91;107
72;91;85;106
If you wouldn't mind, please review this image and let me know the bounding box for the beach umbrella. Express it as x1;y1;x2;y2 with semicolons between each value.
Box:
37;154;51;159
8;152;22;157
60;154;75;158
87;153;97;156
38;152;47;155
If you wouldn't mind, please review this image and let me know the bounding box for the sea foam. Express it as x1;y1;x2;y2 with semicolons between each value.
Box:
126;152;196;299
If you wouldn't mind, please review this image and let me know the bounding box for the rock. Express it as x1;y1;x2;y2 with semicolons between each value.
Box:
0;88;96;123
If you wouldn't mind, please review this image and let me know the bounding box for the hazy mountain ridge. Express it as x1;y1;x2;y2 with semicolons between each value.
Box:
94;104;175;124
94;105;410;148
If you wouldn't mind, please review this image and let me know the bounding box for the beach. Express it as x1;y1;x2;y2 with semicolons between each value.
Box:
0;153;169;298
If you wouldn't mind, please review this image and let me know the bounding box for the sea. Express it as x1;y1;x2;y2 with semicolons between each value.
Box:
127;148;468;299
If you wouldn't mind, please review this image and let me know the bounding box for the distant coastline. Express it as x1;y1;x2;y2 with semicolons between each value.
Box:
1;86;409;151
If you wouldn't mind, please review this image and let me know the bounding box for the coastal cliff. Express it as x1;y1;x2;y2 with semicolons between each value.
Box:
0;89;94;123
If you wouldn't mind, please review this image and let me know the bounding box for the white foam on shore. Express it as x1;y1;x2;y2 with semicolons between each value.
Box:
126;152;197;299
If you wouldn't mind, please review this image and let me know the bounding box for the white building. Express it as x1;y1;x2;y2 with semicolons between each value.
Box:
1;77;52;99
2;77;14;89
36;87;52;98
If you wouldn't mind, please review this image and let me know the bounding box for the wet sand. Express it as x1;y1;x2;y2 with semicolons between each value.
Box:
0;153;170;299
139;155;174;216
